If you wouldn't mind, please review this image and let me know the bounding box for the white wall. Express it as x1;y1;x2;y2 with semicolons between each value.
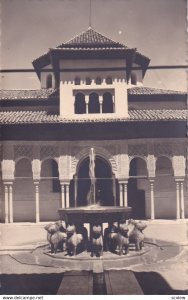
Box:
59;58;129;118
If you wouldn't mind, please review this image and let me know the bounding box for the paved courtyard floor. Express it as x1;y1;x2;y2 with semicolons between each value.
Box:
1;238;188;294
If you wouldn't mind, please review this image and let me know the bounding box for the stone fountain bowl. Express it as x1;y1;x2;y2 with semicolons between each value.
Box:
58;206;132;224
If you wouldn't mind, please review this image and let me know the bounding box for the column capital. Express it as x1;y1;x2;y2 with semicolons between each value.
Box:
149;178;155;184
33;181;40;186
3;181;14;186
118;178;129;184
174;177;185;183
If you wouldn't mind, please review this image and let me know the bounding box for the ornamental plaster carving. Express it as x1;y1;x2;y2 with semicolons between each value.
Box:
71;146;117;177
128;144;147;158
14;145;33;161
154;144;172;158
172;156;186;177
32;159;41;180
2;145;14;160
147;155;156;178
172;143;186;156
2;160;15;181
58;155;70;180
40;146;59;160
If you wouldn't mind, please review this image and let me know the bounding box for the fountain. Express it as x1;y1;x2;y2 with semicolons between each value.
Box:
58;148;132;254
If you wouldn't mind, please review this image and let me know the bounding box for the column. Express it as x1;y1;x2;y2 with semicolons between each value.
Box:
123;182;128;207
112;95;115;113
180;182;185;219
4;184;9;223
99;95;103;114
9;184;13;223
74;175;78;207
85;95;89;114
34;182;40;223
60;183;65;208
149;180;155;220
112;175;116;206
119;183;123;207
175;181;180;219
66;184;70;208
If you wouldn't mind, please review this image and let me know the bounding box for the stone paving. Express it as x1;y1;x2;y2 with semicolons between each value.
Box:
1;239;188;292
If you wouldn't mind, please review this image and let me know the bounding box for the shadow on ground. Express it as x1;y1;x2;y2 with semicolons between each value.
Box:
1;271;188;295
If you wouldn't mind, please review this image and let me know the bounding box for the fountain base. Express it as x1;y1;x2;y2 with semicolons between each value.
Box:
58;206;132;224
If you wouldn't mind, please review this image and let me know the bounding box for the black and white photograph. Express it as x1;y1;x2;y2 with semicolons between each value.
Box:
0;0;187;296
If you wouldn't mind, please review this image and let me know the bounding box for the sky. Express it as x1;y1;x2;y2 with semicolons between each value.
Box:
1;0;187;91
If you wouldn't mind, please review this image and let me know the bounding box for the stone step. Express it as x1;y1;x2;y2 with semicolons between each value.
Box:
105;270;144;295
57;271;93;295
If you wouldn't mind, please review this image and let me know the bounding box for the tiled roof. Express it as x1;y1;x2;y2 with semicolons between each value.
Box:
0;89;58;100
0;87;186;101
0;110;186;124
57;28;127;49
128;87;187;95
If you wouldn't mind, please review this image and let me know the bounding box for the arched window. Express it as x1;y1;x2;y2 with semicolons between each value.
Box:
75;93;86;114
95;77;102;85
88;93;100;113
131;72;137;85
86;77;92;85
74;77;81;85
102;92;114;113
106;76;112;84
46;74;52;88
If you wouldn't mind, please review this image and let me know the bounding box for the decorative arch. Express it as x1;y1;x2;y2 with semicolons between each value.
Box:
128;156;148;219
74;93;86;114
15;156;32;165
13;157;35;222
155;156;173;176
76;155;114;206
129;156;148;177
102;92;113;113
40;158;61;221
46;74;52;88
154;156;176;219
71;146;118;177
88;92;100;113
15;157;33;177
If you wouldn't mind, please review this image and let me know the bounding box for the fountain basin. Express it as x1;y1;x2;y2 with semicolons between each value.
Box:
58;206;132;224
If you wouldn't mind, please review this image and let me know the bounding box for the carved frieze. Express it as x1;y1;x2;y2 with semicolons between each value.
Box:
128;144;147;158
40;146;59;160
154;144;172;157
14;145;33;160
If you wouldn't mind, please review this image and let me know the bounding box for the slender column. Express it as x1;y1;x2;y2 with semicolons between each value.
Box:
9;185;13;223
66;184;70;208
34;182;40;223
149;180;155;220
74;175;78;207
60;183;65;208
112;175;116;206
180;182;185;219
119;183;123;207
99;95;103;113
112;95;115;113
85;95;89;114
4;185;9;223
175;181;180;219
123;182;128;207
